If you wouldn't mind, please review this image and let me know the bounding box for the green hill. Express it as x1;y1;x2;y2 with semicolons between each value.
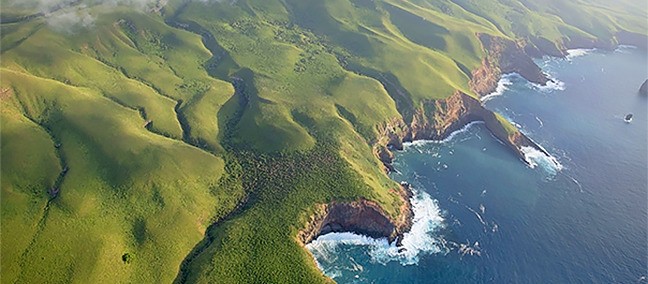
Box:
1;0;645;283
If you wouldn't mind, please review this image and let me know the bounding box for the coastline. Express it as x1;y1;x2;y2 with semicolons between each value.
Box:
298;33;645;259
297;182;414;247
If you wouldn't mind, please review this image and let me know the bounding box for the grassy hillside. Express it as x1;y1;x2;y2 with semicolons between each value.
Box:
1;0;645;283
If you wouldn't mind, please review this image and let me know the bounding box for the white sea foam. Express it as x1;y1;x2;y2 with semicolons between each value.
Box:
403;121;484;147
615;45;637;54
520;146;563;175
566;48;594;60
529;76;565;92
481;73;515;102
568;175;584;193
466;205;486;227
306;188;447;266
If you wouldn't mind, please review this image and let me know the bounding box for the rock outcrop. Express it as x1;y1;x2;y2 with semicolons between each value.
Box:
298;184;413;246
640;79;648;96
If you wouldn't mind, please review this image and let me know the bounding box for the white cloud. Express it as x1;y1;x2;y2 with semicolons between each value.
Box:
5;0;235;32
6;0;163;31
45;4;96;33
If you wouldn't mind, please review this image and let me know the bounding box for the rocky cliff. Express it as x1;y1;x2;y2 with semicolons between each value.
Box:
298;184;413;246
374;91;545;172
472;31;647;100
470;34;550;96
301;30;645;250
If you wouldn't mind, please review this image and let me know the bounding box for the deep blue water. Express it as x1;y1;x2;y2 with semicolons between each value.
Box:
307;47;648;283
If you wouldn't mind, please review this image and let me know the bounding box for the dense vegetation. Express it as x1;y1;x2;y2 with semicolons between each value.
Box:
1;0;645;282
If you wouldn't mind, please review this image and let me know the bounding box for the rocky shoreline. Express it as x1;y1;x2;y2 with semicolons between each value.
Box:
299;30;647;249
298;183;413;246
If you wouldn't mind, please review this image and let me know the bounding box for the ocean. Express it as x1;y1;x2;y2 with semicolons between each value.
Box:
306;46;648;283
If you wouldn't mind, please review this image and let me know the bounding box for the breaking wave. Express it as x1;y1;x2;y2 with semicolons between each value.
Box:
306;188;447;267
403;121;484;147
529;76;565;92
566;48;594;60
481;73;515;102
520;146;563;176
615;45;637;54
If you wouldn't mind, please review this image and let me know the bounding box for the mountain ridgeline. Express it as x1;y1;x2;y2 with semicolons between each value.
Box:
1;0;646;283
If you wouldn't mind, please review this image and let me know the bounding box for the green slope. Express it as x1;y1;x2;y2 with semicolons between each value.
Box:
1;0;645;283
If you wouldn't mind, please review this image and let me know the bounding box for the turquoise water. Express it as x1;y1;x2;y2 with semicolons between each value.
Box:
307;46;648;283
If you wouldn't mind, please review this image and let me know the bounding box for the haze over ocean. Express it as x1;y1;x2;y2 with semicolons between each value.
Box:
307;46;648;283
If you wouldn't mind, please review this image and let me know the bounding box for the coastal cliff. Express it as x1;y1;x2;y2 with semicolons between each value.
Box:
471;31;648;99
470;34;550;96
300;31;644;251
374;91;544;171
298;184;413;246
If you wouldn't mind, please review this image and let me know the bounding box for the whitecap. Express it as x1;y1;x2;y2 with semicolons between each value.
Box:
615;45;637;54
481;73;516;102
306;188;447;266
466;205;487;227
529;77;565;92
566;48;594;60
520;146;563;175
402;121;483;147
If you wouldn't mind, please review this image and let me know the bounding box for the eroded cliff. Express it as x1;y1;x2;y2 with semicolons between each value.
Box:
300;31;645;251
374;91;542;171
470;34;550;96
298;184;413;246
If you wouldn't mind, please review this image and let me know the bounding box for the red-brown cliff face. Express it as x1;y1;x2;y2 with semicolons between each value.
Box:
470;34;550;96
374;91;542;171
298;184;413;246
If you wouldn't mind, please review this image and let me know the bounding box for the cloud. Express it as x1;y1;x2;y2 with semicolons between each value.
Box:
7;0;161;14
5;0;163;31
5;0;235;32
45;4;95;33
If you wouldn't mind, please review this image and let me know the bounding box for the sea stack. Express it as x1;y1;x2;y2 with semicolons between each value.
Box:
640;79;648;96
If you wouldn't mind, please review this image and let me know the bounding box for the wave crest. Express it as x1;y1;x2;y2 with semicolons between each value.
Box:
566;48;594;60
403;121;483;147
306;188;446;267
520;146;563;175
529;77;565;92
481;73;515;102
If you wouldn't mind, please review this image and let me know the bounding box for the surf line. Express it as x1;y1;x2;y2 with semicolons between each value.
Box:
306;187;447;266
